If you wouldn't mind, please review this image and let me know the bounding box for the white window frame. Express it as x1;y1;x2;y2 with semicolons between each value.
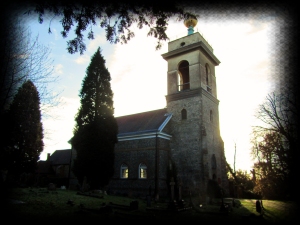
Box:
139;163;147;179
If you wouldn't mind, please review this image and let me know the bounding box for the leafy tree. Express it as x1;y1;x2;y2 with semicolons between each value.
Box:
3;80;44;182
226;163;256;198
251;92;298;200
71;47;118;190
25;0;196;54
251;131;290;200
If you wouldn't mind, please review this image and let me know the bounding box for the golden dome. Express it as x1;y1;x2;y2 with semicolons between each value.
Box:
184;17;198;28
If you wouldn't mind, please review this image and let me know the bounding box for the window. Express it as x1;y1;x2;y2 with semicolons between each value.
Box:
139;163;147;179
205;64;212;93
210;110;213;122
178;60;190;91
120;164;128;179
181;109;187;120
205;64;209;85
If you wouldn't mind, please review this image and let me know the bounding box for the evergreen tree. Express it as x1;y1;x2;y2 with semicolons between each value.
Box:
27;1;193;54
5;80;44;181
71;47;118;190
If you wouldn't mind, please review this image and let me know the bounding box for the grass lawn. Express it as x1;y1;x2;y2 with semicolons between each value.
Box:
3;187;298;223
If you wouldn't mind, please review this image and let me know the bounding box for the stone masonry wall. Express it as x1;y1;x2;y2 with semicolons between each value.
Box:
167;95;203;195
108;137;170;198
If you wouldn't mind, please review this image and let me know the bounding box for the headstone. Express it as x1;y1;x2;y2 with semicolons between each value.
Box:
256;199;263;215
81;176;89;192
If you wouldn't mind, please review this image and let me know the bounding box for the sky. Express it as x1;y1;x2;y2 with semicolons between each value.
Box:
23;8;282;173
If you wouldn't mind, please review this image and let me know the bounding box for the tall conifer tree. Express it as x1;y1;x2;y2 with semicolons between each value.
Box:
71;47;118;190
5;80;44;180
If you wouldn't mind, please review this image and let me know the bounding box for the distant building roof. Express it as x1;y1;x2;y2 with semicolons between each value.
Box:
49;149;72;165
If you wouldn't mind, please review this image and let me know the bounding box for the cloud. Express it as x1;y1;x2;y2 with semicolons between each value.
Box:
74;55;90;64
54;64;63;75
87;33;107;52
42;96;80;158
52;27;61;41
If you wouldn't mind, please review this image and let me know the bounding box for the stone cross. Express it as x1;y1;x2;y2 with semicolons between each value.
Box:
170;177;175;201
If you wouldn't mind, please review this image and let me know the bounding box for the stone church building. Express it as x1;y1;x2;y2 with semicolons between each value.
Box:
104;17;229;200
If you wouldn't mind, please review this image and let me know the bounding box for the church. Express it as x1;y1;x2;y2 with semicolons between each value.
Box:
103;17;229;200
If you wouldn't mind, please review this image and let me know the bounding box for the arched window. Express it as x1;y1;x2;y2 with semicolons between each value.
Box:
181;109;187;120
210;110;213;122
205;64;209;85
205;64;211;93
120;163;128;179
139;163;147;179
178;61;190;91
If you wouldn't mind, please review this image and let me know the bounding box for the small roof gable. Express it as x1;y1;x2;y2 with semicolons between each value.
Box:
49;149;71;165
116;108;169;135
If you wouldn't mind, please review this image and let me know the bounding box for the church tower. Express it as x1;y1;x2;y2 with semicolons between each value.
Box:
162;16;228;198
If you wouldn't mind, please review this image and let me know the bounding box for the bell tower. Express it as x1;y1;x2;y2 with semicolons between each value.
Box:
162;16;228;197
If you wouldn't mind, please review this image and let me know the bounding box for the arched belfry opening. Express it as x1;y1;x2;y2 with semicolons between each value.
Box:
178;60;190;91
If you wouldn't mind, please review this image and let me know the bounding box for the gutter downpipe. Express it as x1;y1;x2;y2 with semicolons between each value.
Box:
155;132;159;201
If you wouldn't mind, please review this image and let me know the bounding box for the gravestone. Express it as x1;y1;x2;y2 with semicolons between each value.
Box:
256;199;264;215
81;176;90;192
48;183;56;191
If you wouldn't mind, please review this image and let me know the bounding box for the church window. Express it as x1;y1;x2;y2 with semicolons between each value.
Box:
139;163;147;179
210;110;213;122
205;64;212;93
178;61;190;91
181;109;187;120
120;163;128;179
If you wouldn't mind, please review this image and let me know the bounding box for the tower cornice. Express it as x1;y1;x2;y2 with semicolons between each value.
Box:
162;41;220;66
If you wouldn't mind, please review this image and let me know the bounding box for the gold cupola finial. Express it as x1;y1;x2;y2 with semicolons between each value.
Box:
184;15;198;35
